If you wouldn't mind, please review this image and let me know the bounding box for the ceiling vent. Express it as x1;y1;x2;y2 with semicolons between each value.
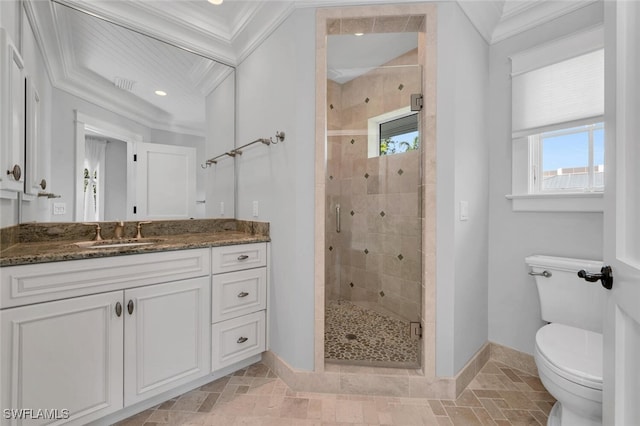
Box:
114;77;136;92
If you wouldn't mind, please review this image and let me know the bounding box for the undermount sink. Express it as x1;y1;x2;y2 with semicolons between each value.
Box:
74;238;165;249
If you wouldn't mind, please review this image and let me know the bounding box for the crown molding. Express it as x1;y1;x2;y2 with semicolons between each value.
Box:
456;0;504;44
491;0;599;44
55;0;237;66
233;1;297;64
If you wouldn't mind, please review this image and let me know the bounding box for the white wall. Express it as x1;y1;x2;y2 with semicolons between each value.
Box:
487;2;605;355
50;89;152;222
436;2;490;376
235;8;316;371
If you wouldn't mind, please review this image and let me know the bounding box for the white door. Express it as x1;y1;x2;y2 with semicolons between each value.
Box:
135;142;196;219
123;277;210;406
0;30;25;193
602;2;640;424
0;292;124;426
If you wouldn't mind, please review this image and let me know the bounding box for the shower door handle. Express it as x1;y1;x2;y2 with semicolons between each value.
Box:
336;205;341;233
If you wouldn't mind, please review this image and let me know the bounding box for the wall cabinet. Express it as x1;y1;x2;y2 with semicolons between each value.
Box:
0;28;25;195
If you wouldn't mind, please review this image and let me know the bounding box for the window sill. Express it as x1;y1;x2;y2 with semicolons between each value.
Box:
505;192;603;212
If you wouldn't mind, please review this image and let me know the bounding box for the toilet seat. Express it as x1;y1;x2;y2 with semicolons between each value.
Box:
535;323;603;391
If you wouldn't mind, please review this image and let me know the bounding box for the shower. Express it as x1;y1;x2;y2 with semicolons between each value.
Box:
324;21;424;368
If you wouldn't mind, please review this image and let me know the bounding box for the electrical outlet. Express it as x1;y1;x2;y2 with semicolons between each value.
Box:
220;201;224;216
52;202;66;215
252;201;259;217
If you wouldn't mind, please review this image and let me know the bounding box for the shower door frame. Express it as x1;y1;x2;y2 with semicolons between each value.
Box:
314;4;438;377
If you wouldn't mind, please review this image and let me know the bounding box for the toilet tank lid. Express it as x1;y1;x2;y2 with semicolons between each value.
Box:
525;255;603;272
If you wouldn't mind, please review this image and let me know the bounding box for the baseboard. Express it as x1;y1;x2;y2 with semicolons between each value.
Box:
263;350;457;399
453;342;491;397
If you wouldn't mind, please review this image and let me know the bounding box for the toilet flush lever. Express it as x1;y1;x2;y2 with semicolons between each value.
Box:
578;266;613;290
529;270;552;278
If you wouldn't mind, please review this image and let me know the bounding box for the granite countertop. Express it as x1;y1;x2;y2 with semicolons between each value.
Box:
0;219;270;267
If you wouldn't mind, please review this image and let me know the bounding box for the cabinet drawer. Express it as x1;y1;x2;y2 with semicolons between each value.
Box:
211;243;266;274
212;268;266;323
0;248;211;309
211;310;265;371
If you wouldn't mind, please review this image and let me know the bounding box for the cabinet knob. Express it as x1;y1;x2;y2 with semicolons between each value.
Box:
237;336;248;344
39;179;47;190
237;291;249;298
127;300;134;315
115;302;123;317
237;254;249;261
6;164;21;181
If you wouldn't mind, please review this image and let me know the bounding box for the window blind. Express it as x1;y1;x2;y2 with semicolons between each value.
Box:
510;26;604;137
379;113;418;140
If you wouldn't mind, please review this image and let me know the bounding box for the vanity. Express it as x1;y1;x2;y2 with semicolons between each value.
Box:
0;219;269;425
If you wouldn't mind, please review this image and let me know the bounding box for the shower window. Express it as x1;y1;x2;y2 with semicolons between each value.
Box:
379;113;419;156
367;107;420;158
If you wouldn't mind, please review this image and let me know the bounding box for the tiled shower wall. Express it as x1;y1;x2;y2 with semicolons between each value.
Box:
326;49;422;322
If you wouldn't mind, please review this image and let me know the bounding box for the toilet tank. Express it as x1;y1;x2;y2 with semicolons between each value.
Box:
525;255;605;333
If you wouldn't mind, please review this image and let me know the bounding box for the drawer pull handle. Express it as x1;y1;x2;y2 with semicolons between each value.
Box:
115;302;123;317
237;291;249;298
237;336;248;344
237;254;249;261
127;300;134;315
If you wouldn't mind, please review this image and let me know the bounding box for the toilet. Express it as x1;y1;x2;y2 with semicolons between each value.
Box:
525;255;605;426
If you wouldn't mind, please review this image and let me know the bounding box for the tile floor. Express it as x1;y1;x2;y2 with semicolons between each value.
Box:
117;360;555;426
324;300;419;367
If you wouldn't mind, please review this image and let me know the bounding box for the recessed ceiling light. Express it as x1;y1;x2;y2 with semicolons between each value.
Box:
155;90;167;96
354;33;364;36
208;0;223;5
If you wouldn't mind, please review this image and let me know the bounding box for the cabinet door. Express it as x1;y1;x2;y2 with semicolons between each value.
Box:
124;276;210;406
0;291;124;426
0;29;25;194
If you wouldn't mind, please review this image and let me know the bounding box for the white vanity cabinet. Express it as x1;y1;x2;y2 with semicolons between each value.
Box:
0;28;26;195
0;248;211;426
0;291;124;425
211;243;267;371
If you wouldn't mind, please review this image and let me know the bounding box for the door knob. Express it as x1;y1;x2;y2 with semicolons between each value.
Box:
578;265;613;290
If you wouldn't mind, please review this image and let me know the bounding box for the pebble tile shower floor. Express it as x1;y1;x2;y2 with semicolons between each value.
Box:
116;360;555;425
324;299;419;367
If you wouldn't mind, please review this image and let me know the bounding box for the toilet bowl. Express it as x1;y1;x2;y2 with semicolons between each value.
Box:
534;323;602;426
525;255;605;426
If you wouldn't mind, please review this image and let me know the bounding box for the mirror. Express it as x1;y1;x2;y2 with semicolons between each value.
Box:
21;0;235;222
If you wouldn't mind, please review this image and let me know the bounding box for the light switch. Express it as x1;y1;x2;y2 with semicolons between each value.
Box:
459;201;469;221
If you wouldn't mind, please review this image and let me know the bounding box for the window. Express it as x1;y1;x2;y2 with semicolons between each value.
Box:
530;122;604;193
379;113;419;155
367;107;419;158
508;26;605;212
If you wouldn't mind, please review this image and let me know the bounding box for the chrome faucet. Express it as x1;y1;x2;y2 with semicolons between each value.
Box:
114;221;125;239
